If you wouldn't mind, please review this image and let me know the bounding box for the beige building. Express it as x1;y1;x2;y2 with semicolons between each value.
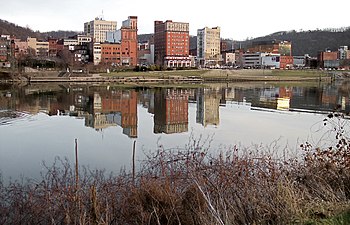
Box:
84;17;117;43
222;52;236;66
27;37;37;54
197;26;221;67
196;88;220;127
14;39;28;57
27;37;49;56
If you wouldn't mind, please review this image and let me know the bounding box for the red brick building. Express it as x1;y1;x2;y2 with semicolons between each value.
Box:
280;56;293;69
0;37;9;62
318;51;338;61
101;43;121;65
154;20;191;68
318;51;339;68
98;16;138;67
48;38;58;57
100;90;138;138
120;16;138;66
154;89;189;134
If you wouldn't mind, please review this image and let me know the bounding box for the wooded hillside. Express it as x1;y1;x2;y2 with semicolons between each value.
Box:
240;28;350;56
0;19;80;40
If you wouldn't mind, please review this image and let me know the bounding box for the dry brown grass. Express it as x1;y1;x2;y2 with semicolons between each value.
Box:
1;114;350;224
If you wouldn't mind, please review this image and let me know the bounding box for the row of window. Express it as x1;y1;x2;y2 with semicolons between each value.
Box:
103;52;120;55
102;52;132;55
103;47;121;50
103;58;121;60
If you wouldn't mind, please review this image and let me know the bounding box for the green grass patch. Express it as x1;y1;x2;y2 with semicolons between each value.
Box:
302;210;350;225
271;70;330;77
101;69;207;78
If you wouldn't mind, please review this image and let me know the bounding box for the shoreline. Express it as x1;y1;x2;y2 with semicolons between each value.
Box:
0;69;336;84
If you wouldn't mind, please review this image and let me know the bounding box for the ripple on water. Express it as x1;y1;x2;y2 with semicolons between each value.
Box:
0;110;32;126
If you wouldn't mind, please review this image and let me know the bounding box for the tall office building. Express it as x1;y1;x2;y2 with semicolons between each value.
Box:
84;17;117;43
154;20;191;68
197;26;221;67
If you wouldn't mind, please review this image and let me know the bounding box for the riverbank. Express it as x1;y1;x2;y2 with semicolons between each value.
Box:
0;68;336;85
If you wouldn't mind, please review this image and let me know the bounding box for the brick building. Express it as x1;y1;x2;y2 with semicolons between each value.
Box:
86;90;138;138
48;38;58;57
0;37;9;62
154;89;189;134
154;20;191;68
120;16;138;66
318;51;339;69
101;43;121;65
100;90;138;138
14;39;28;58
92;16;138;66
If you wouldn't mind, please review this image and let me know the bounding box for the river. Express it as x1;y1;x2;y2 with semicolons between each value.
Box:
1;80;349;181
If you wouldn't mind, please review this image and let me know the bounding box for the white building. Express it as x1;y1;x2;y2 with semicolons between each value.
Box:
222;52;235;66
77;35;92;45
293;55;307;68
241;53;281;69
63;39;79;46
93;43;101;65
242;53;261;68
261;53;280;69
339;46;349;60
84;17;117;43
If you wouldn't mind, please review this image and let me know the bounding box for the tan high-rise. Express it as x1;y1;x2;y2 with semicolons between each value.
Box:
197;27;221;67
84;17;117;43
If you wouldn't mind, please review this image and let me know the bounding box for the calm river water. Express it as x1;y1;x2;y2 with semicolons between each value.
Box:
1;80;350;181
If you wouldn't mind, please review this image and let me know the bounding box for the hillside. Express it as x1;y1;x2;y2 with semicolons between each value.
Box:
0;19;80;40
41;30;81;39
0;19;41;40
138;33;153;43
139;28;350;57
241;28;350;57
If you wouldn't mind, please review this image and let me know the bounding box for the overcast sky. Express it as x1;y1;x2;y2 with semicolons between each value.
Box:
1;0;349;40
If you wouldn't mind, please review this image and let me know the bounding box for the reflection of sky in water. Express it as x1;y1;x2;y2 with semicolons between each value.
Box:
0;101;331;182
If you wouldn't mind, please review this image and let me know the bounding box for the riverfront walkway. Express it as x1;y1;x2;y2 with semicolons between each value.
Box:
1;69;337;84
29;75;204;84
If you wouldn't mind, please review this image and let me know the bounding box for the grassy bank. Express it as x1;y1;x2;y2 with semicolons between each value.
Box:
104;69;207;78
1;113;350;224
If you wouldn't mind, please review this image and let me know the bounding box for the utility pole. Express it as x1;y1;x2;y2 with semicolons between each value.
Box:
75;138;79;190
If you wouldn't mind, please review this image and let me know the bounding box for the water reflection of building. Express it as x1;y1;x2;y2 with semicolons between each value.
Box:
154;89;189;134
276;87;292;110
248;87;292;111
196;88;220;127
220;87;236;104
85;90;138;138
289;85;348;112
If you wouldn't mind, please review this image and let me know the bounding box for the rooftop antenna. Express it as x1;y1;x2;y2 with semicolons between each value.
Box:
99;10;104;20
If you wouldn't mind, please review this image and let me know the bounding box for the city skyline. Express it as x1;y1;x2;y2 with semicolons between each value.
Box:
1;0;349;41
